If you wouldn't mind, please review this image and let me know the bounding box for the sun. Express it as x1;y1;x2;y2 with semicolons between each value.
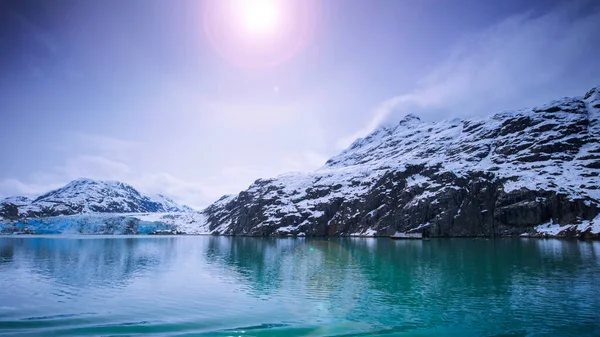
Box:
232;0;283;37
202;0;317;67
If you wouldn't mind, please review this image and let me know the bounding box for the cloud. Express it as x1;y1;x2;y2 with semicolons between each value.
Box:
62;132;146;161
0;179;60;199
60;155;132;181
0;155;133;198
0;134;141;199
0;132;230;209
47;133;142;183
132;173;214;209
279;150;329;172
133;150;330;209
338;1;600;148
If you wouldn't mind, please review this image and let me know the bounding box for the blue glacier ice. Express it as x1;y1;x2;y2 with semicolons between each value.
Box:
0;214;176;235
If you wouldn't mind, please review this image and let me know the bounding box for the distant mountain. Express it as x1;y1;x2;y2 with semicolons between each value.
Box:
1;196;33;206
0;178;192;219
200;86;600;238
153;194;195;212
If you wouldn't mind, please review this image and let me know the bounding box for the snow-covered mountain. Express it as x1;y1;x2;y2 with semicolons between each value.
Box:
153;194;195;212
0;178;192;219
200;86;600;238
2;86;600;238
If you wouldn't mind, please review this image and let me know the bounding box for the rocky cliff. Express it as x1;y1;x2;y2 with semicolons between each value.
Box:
202;86;600;238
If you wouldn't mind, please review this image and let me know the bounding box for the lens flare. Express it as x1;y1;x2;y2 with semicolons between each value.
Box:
233;0;282;37
202;0;318;68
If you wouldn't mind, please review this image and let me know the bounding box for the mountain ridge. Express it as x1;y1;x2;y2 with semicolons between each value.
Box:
1;86;600;238
199;85;600;238
0;178;192;219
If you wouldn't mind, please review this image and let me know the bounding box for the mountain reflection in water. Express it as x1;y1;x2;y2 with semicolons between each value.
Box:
0;236;598;336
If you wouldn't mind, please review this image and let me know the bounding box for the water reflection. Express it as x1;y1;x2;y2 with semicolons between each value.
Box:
0;236;598;336
0;237;178;289
200;237;600;335
204;236;294;296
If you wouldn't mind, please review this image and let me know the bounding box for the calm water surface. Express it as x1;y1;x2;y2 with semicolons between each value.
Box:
0;236;598;336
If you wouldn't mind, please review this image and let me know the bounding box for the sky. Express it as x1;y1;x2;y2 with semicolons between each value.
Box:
0;0;599;209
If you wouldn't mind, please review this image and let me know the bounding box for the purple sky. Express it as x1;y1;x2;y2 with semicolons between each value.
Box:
1;0;599;208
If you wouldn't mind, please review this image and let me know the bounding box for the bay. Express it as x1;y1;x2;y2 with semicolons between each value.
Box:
0;236;598;336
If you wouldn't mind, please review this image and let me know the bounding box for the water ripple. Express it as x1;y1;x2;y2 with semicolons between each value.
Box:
0;237;599;336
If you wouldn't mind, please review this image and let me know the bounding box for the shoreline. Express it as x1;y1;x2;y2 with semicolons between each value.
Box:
1;233;598;240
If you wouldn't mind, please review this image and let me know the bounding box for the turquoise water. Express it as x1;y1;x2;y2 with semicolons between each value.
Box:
0;236;598;336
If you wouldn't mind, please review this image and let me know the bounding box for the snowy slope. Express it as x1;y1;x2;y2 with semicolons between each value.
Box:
201;86;600;238
134;212;209;234
0;178;192;219
152;194;195;212
1;196;32;206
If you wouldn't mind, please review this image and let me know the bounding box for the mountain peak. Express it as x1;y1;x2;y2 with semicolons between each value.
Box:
398;113;422;125
66;178;97;186
198;85;600;238
584;85;600;110
1;178;190;218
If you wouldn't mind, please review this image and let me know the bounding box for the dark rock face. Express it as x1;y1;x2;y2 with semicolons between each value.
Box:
203;86;600;238
0;203;19;220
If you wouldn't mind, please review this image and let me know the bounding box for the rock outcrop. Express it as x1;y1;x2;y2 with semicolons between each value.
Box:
202;86;600;238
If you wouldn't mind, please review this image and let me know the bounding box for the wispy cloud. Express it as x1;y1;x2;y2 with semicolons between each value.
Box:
67;132;146;161
0;132;225;209
0;134;141;200
133;173;214;209
60;155;132;181
0;179;61;199
0;129;331;208
338;1;600;148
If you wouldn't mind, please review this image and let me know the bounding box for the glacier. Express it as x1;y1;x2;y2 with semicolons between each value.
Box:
0;212;209;235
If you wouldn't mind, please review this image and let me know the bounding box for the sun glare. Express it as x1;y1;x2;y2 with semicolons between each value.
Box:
233;0;282;37
202;0;317;67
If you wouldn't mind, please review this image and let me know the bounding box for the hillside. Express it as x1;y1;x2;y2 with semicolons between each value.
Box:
201;86;600;238
0;178;191;220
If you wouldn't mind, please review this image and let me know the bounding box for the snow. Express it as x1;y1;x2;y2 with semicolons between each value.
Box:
532;213;600;236
1;178;191;217
199;88;600;236
350;228;377;237
324;95;600;203
576;214;600;234
409;223;431;232
152;194;195;212
276;224;301;234
405;174;430;188
534;220;571;236
134;212;210;234
364;228;377;236
1;196;32;206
